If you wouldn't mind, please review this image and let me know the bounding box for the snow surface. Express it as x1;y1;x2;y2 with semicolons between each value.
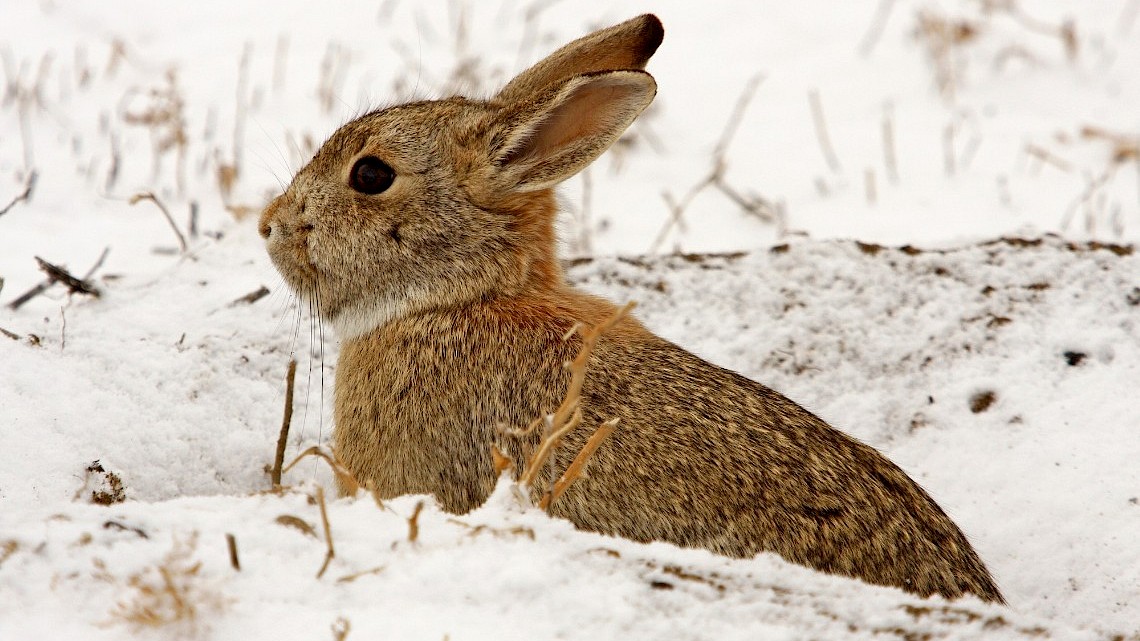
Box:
1;0;1139;639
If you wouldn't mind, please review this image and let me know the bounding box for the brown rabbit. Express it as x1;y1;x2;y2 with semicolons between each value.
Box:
259;14;1003;602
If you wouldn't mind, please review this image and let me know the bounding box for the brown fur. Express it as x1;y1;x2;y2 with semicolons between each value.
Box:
260;14;1003;603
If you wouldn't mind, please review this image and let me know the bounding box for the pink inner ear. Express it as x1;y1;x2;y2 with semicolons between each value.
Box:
506;78;643;166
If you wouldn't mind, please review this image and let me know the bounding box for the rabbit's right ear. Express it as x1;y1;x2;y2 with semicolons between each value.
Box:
488;70;656;193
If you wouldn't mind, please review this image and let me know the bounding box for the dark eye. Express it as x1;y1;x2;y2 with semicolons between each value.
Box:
349;156;395;195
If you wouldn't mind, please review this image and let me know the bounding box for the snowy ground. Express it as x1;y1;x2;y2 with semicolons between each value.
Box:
2;1;1139;639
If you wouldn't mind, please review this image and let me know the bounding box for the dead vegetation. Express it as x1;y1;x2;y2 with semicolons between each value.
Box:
78;460;127;505
914;1;1078;101
120;69;189;195
650;75;786;253
496;302;631;512
95;533;227;633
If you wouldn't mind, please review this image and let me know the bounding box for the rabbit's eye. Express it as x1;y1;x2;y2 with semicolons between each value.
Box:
349;156;395;195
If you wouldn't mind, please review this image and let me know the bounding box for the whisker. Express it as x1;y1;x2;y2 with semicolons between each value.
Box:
316;277;328;448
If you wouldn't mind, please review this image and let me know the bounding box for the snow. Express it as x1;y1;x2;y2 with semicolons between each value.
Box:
1;1;1138;639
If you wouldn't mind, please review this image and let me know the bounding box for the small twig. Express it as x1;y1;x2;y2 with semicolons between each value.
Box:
882;103;899;184
272;35;289;95
713;74;764;163
407;500;425;543
188;201;199;240
539;417;619;510
315;486;335;579
129;191;187;253
7;248;108;310
233;43;252;181
0;326;19;341
35;257;101;297
491;444;513;475
808;89;842;173
230;285;271;307
225;533;241;571
943;122;957;176
1025;144;1072;174
271;359;298;487
858;0;898;56
59;306;66;350
0;170;37;218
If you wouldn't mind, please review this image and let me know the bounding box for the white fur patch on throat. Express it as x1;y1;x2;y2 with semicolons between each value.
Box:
328;294;417;340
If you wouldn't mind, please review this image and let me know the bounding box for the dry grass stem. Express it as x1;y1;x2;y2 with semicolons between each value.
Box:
407;500;425;543
882;104;899;184
513;302;633;507
273;35;289;95
225;533;240;571
0;170;37;218
129;192;188;253
539;417;619;510
859;0;898;56
491;444;513;475
809;89;842;173
943;123;957;176
1025;144;1072;173
336;566;384;584
315;486;335;579
865;168;877;205
1121;0;1140;35
188;201;199;240
282;446;361;496
233;43;252;180
275;515;318;538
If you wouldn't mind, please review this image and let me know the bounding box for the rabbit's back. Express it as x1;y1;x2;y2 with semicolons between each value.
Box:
565;330;1002;601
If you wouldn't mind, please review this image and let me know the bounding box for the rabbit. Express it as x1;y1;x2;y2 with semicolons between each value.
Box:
259;14;1003;603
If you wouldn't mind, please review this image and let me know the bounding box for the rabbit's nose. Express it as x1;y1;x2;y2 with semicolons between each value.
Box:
259;196;286;239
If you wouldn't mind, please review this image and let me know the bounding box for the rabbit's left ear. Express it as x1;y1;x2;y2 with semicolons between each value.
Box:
489;70;656;192
497;14;663;104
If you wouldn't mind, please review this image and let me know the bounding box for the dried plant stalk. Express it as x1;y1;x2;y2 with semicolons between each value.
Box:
511;303;633;510
539;417;620;510
315;486;335;579
282;446;360;496
271;359;298;487
129;192;187;252
808;89;842;173
407;500;425;543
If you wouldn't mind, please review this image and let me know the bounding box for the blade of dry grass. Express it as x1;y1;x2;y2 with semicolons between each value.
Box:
539;417;619;510
271;359;299;487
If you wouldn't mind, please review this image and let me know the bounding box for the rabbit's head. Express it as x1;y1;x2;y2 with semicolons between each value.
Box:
260;15;663;338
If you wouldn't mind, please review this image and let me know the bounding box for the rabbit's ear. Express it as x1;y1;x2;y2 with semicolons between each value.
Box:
497;14;662;105
490;70;656;192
